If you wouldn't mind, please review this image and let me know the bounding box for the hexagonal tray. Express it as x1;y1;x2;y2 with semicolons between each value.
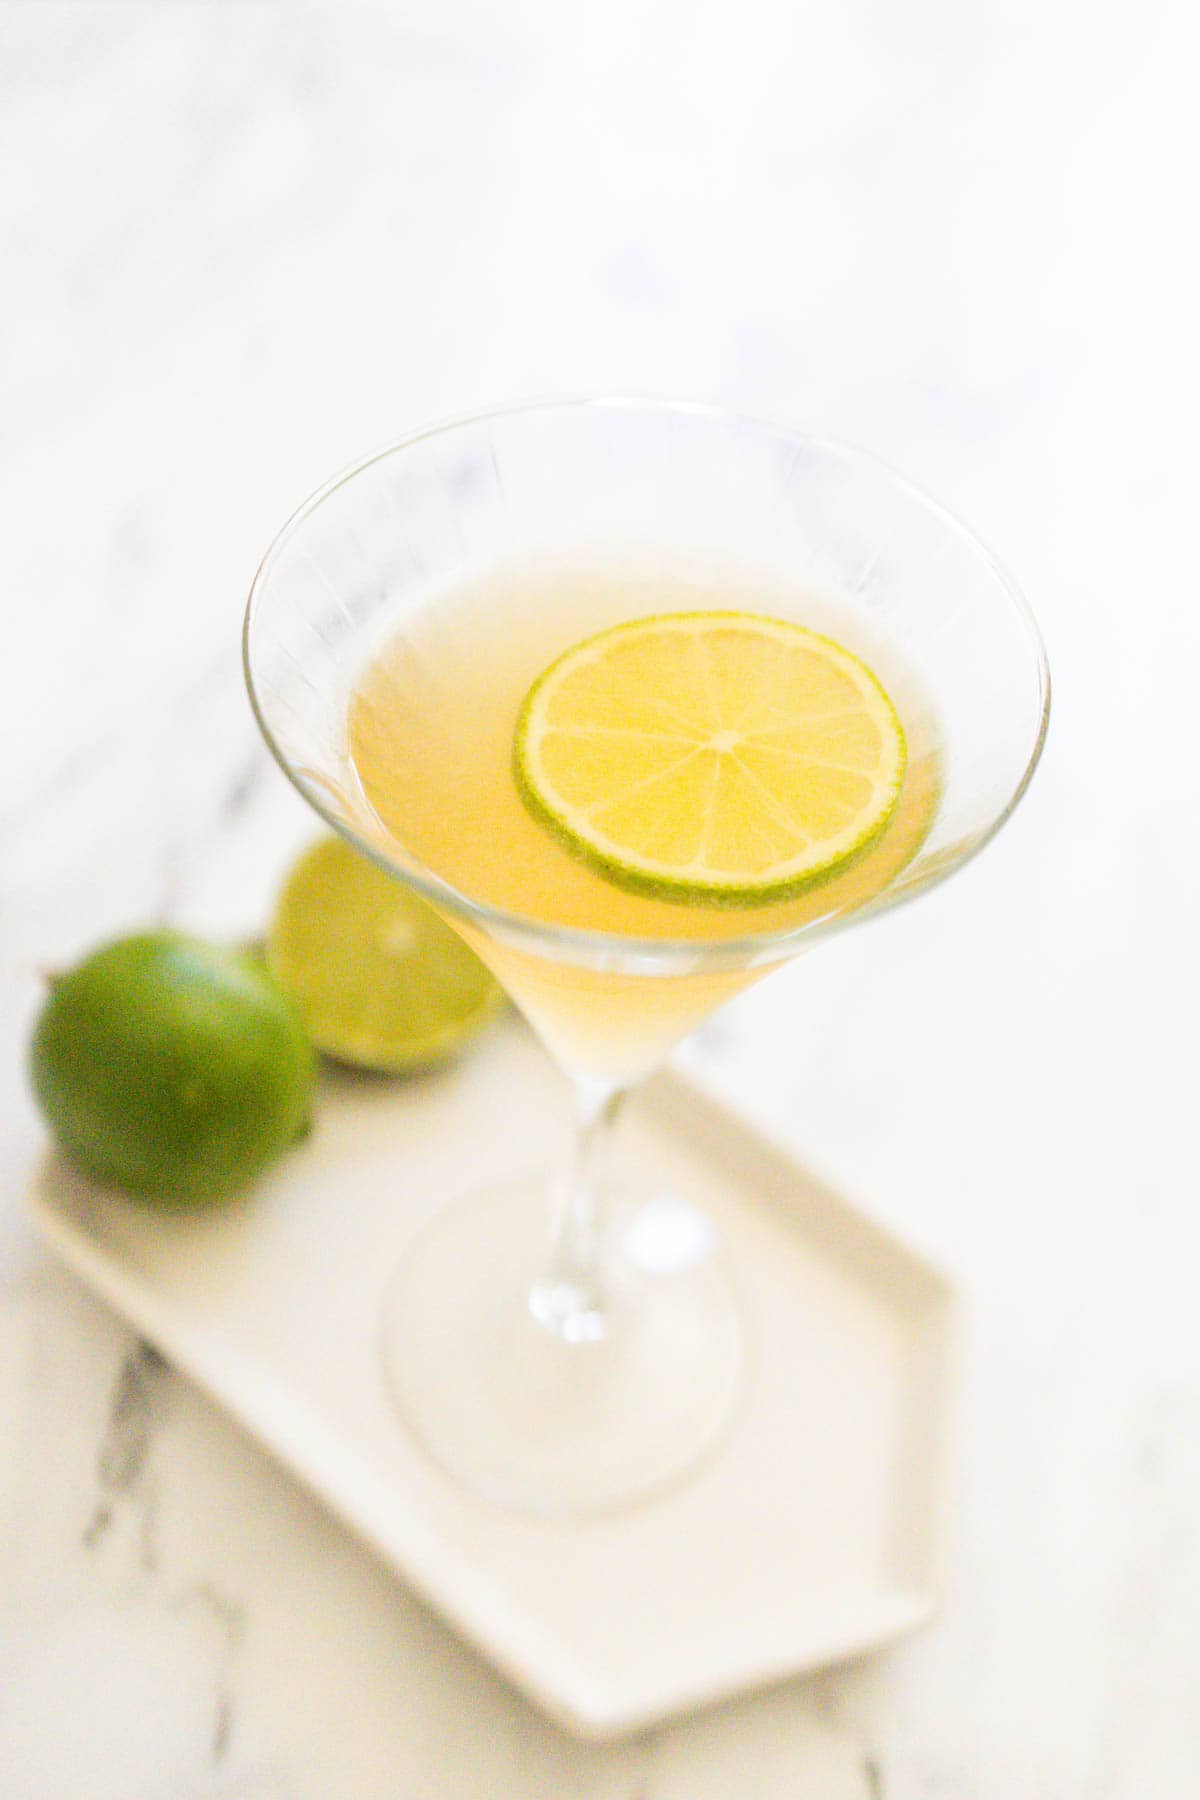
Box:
24;1017;957;1739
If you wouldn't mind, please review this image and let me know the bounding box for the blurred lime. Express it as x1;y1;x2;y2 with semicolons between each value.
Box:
30;933;315;1206
266;836;502;1072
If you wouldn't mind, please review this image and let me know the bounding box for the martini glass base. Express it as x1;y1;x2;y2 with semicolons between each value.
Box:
380;1173;744;1517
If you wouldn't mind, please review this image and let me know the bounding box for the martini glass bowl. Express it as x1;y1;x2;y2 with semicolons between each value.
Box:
244;399;1049;1516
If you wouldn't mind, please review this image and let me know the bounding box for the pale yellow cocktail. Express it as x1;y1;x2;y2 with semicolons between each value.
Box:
348;554;939;1079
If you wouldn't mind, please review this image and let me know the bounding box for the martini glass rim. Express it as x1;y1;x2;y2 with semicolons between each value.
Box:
243;395;1051;973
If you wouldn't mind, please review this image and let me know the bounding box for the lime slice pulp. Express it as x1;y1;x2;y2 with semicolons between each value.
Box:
267;837;503;1072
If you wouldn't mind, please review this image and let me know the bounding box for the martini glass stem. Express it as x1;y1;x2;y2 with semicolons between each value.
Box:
528;1075;628;1344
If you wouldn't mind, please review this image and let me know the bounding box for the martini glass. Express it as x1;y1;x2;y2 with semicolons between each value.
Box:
244;399;1049;1516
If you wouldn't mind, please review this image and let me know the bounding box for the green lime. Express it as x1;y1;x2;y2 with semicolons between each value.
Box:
266;836;503;1072
30;933;315;1206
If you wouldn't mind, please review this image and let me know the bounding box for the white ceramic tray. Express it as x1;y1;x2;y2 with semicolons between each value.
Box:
25;1017;957;1739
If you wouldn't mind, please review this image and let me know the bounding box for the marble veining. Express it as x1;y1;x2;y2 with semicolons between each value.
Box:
3;1;1199;1794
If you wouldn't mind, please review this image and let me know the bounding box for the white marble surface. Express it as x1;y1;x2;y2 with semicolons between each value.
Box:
3;2;1199;1794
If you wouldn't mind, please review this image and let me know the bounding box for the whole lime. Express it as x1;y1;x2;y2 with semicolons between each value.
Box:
29;932;316;1206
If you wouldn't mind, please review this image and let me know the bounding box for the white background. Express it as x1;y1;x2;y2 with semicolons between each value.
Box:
2;3;1198;1794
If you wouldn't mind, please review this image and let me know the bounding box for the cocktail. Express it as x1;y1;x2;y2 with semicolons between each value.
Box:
244;400;1049;1515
